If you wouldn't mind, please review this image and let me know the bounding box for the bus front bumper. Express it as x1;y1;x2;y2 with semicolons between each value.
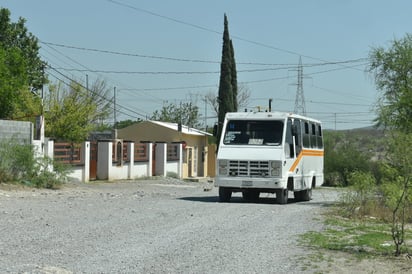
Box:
215;176;286;191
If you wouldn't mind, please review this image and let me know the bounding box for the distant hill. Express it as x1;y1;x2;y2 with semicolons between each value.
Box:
322;126;387;186
324;126;386;161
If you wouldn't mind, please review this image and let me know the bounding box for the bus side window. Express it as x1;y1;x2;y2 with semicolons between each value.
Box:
311;123;317;148
303;121;310;148
317;124;323;148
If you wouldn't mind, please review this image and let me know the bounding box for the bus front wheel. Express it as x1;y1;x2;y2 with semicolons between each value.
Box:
219;187;232;202
276;189;288;204
294;189;312;201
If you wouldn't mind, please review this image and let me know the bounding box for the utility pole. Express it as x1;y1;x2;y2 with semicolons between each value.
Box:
86;74;89;92
113;86;117;128
294;56;306;116
203;96;207;131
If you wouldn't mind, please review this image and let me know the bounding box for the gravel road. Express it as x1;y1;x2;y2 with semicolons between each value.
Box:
0;179;338;273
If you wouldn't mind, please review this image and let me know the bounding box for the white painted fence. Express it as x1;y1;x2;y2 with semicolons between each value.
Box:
47;140;183;183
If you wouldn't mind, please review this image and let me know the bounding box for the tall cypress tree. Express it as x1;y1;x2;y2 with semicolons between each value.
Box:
217;14;237;145
229;39;238;111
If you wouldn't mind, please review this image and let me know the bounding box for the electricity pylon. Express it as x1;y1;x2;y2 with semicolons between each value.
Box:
294;56;306;116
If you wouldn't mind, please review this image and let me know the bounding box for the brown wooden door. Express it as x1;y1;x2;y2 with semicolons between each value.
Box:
89;142;97;180
152;144;156;176
187;148;192;177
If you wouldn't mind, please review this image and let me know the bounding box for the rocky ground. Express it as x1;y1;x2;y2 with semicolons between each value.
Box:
0;179;411;273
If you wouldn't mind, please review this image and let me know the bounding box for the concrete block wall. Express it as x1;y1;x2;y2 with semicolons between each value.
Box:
0;120;32;144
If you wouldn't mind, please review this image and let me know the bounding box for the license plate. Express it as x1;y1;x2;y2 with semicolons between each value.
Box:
242;180;253;186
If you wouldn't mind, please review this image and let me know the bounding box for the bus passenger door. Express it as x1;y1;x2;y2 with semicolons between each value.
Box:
285;119;295;159
293;119;304;188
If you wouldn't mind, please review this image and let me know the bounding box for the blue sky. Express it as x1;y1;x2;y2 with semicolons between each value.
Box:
3;0;412;129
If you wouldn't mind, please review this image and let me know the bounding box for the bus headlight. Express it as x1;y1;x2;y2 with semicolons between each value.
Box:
270;161;282;177
218;159;228;176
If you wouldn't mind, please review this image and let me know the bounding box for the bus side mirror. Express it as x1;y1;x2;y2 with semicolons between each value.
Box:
213;124;218;137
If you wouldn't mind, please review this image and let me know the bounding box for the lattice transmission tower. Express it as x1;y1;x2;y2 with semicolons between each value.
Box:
294;57;306;115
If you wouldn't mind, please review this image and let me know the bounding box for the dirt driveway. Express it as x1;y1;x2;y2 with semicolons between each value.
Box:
0;179;410;273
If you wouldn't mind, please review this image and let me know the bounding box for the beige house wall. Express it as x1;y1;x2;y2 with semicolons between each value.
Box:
207;144;217;178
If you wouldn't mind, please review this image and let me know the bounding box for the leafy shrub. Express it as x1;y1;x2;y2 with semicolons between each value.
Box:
0;140;34;182
29;156;69;189
339;171;380;217
0;139;68;188
323;131;374;186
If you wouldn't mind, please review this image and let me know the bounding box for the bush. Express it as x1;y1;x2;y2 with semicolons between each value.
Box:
339;171;380;217
0;139;68;188
323;131;373;186
29;156;69;189
0;140;34;182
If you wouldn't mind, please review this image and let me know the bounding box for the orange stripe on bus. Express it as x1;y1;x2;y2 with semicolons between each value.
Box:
289;149;324;172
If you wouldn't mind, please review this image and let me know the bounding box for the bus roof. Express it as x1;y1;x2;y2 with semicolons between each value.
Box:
224;111;321;124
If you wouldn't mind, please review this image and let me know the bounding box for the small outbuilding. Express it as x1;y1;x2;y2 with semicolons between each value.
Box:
117;120;212;179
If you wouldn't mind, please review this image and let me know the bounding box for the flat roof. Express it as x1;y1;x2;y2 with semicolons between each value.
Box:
225;111;321;124
149;121;212;136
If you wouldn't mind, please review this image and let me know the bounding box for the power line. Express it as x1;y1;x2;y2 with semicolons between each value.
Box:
48;61;368;75
306;99;371;107
42;42;92;71
105;0;368;72
106;0;221;34
41;41;220;64
40;41;368;67
46;67;297;75
41;42;165;109
43;60;154;119
250;97;372;107
306;62;369;76
103;0;315;60
46;66;149;120
311;84;375;102
121;84;218;92
308;111;373;115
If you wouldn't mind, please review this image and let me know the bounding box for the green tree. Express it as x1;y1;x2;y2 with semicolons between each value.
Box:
229;39;238;111
206;83;251;116
380;132;412;256
369;34;412;256
369;34;412;133
151;101;200;128
0;46;27;118
0;8;43;120
87;78;113;123
0;8;45;91
44;79;112;142
217;14;238;144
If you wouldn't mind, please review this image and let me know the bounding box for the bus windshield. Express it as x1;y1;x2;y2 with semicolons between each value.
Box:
223;120;284;146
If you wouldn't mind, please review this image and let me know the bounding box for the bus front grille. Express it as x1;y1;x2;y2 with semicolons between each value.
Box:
228;160;270;177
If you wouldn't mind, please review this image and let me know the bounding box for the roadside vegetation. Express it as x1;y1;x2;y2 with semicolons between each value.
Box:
0;139;68;189
308;131;412;258
305;34;412;260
